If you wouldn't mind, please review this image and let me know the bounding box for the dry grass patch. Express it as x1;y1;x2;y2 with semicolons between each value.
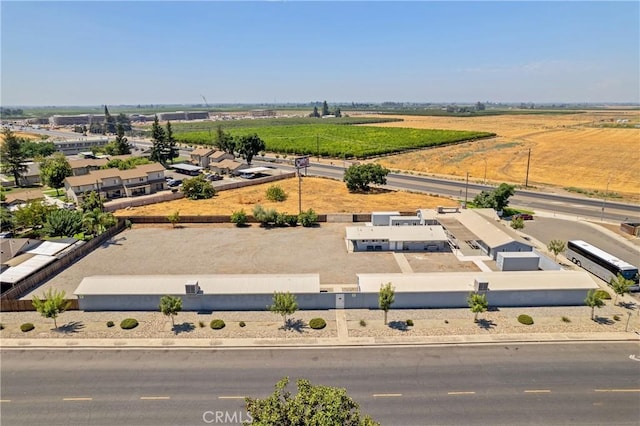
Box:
359;112;640;200
115;177;458;217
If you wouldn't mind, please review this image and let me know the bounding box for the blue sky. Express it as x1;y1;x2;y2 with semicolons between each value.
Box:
2;1;639;106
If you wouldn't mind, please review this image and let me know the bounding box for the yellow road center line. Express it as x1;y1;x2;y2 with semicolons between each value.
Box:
218;396;246;399
140;396;171;400
0;400;12;402
594;389;640;393
372;393;403;397
524;390;551;393
63;397;93;401
448;391;476;395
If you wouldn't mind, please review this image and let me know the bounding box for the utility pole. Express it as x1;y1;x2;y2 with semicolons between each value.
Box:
316;135;319;162
464;172;470;207
600;174;611;222
524;148;531;188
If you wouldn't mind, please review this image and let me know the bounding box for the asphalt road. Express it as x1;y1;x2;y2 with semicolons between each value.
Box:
2;343;639;426
263;161;640;223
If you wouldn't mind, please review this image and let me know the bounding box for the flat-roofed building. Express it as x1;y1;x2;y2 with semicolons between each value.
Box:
75;274;324;311
345;225;448;252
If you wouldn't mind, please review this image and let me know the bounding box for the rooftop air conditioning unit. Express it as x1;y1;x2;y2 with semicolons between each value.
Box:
185;280;201;295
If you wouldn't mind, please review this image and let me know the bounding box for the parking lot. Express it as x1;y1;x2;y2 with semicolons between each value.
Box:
25;223;477;299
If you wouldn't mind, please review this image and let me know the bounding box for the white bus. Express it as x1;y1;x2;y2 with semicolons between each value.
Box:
566;240;639;291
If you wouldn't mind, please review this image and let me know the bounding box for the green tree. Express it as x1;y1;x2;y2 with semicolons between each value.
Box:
32;289;72;329
168;210;180;228
236;133;265;166
510;216;524;230
20;140;56;158
182;175;216;200
378;282;395;325
467;292;489;322
40;153;72;196
269;291;298;327
322;100;330;116
547;240;566;261
310;106;320;118
159;295;183;328
82;208;116;236
14;201;56;232
113;123;132;155
245;377;379;426
214;125;236;154
80;190;105;212
253;204;278;226
150;115;167;164
585;289;605;320
0;128;28;186
44;208;84;237
473;183;515;212
116;113;132;131
610;274;634;305
343;163;390;192
164;121;180;164
103;105;117;134
0;206;15;232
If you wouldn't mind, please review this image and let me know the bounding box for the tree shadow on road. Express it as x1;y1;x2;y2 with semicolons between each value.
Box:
56;321;85;334
618;301;637;310
172;322;195;335
101;236;126;248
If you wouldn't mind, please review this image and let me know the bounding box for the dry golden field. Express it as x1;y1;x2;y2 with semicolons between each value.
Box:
114;177;458;217
361;111;640;201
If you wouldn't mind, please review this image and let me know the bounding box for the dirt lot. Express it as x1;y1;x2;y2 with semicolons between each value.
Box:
361;111;640;201
114;176;458;217
26;223;476;299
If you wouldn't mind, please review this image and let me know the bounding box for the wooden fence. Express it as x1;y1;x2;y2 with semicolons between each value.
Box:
1;298;79;312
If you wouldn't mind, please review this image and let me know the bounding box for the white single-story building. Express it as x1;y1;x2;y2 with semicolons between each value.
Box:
345;225;448;252
354;271;598;308
75;274;327;311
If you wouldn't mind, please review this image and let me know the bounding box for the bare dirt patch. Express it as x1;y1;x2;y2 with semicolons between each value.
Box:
359;112;640;201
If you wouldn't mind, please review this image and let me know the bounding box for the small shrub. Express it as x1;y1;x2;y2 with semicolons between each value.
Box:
285;214;298;226
198;321;206;328
0;323;4;330
613;315;621;321
106;321;115;328
120;318;139;330
309;318;327;330
517;314;534;325
239;321;246;328
266;185;287;202
20;323;35;332
230;209;248;227
594;289;611;300
561;316;571;323
299;208;318;227
359;319;367;327
210;319;226;329
274;212;289;227
406;319;414;327
444;319;449;324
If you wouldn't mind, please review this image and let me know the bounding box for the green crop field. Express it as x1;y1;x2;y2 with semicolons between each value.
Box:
175;124;494;158
169;116;402;132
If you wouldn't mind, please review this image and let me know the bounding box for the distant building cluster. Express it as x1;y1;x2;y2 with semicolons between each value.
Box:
49;111;209;126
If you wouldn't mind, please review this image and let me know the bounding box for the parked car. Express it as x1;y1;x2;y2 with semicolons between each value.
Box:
167;179;182;187
512;213;534;220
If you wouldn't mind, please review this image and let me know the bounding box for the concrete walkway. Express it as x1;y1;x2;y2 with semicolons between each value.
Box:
1;331;637;350
392;252;414;273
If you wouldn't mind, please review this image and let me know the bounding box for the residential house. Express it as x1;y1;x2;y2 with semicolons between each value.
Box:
64;163;166;204
210;158;247;175
190;147;216;168
1;189;44;211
